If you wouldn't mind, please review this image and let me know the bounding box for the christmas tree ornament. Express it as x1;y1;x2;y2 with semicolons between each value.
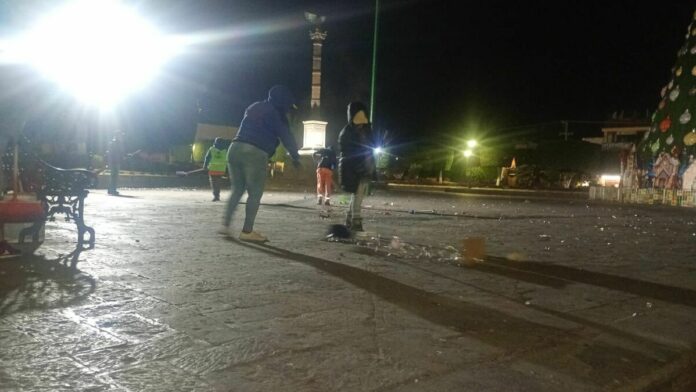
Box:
661;86;668;97
668;80;674;89
660;116;672;132
685;131;696;146
682;159;696;190
677;66;683;76
667;134;674;145
659;99;667;109
651;139;660;153
680;109;692;124
670;86;680;101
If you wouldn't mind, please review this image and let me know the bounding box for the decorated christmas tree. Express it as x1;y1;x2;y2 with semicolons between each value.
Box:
640;10;696;190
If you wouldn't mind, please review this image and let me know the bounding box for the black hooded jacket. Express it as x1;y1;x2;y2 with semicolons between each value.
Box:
338;102;376;193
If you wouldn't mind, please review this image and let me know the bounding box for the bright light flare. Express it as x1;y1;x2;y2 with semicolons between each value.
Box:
463;149;473;158
467;139;477;148
16;0;177;108
374;147;383;154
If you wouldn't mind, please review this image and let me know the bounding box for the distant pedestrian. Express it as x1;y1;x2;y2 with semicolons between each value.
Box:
313;145;336;205
338;102;376;232
106;131;125;196
203;137;229;201
220;85;301;242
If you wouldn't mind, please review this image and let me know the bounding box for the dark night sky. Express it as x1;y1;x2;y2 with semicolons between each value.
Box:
4;0;696;148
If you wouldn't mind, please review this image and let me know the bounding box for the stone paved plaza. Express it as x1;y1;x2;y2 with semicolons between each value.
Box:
1;188;696;391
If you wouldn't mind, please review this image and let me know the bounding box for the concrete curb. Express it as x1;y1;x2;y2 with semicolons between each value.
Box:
384;183;590;200
615;350;696;392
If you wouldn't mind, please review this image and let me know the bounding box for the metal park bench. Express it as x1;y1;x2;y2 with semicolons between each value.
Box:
1;139;97;255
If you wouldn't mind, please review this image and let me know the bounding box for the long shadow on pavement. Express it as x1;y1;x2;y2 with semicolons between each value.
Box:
232;239;571;349
232;240;683;389
0;246;96;316
482;256;696;309
234;241;676;348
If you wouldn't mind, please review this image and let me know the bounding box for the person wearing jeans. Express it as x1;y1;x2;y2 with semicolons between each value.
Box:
338;102;376;233
220;85;300;242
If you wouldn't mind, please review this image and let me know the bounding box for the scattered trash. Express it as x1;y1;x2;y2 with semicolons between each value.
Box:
506;252;526;261
646;302;653;309
538;234;551;241
632;312;638;317
524;300;531;306
461;237;485;264
325;224;351;242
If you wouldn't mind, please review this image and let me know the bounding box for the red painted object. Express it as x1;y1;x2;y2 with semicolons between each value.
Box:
0;198;44;223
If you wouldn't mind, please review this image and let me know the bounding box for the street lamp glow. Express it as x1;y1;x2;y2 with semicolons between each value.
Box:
374;146;383;154
463;149;473;158
467;139;477;148
17;0;177;108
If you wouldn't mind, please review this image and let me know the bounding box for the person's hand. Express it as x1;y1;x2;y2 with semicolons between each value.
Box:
292;159;302;169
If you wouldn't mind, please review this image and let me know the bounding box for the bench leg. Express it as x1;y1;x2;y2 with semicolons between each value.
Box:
76;198;95;248
19;220;45;244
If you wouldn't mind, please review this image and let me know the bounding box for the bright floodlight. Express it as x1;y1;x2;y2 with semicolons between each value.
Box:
463;149;473;158
374;147;383;154
19;0;176;108
467;139;477;148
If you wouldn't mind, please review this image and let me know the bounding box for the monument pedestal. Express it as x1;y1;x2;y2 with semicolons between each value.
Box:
299;120;327;155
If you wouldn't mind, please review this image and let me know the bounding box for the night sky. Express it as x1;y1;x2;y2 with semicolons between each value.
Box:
4;0;696;149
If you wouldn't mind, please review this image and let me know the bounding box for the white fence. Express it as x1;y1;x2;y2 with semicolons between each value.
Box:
589;187;696;207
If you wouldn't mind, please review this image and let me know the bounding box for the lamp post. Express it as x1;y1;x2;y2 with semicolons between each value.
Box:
369;0;380;123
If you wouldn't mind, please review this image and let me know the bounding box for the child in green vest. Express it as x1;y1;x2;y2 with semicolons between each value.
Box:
204;138;230;201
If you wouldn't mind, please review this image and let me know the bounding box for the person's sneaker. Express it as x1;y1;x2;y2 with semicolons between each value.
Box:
317;196;323;205
324;199;331;206
239;231;268;243
212;197;220;202
217;226;231;236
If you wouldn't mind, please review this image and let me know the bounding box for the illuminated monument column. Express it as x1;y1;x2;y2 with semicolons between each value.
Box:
300;12;328;154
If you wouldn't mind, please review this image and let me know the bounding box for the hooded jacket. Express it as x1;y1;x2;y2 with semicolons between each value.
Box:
232;85;300;161
338;102;376;193
314;146;337;170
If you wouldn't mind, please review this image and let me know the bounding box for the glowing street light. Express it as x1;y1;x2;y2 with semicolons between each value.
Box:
15;0;178;108
466;139;477;148
463;149;473;158
373;146;383;154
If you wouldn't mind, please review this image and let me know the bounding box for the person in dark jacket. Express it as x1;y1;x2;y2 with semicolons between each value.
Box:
106;131;125;196
313;145;336;205
338;102;376;232
220;85;301;242
203;137;230;201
